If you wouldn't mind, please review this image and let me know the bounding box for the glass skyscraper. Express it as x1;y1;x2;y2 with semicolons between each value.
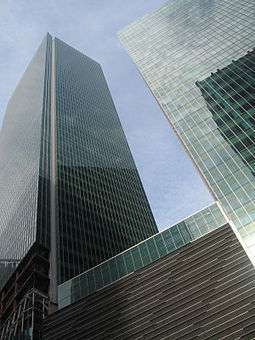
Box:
0;34;158;287
118;0;255;262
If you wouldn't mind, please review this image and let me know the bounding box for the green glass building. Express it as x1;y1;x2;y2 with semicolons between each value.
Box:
118;0;255;263
0;34;158;288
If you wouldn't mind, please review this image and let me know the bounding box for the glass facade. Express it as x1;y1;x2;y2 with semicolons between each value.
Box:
0;261;18;289
0;35;49;262
58;202;226;309
54;38;158;283
118;0;255;263
0;34;158;287
196;49;255;175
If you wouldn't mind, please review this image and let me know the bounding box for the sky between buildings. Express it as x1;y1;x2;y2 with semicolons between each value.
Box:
0;0;213;230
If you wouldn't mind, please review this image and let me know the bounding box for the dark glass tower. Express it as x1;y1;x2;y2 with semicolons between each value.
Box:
0;34;158;287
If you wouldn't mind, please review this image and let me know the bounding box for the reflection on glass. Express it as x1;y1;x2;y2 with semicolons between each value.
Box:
118;0;255;264
58;202;226;309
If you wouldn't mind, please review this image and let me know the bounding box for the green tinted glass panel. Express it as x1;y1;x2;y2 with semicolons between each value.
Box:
79;276;89;298
87;270;95;295
108;258;119;282
146;238;159;261
58;203;226;308
131;246;143;270
162;229;176;252
178;222;192;243
93;266;103;290
154;234;168;257
123;251;135;272
116;254;127;277
101;262;111;286
171;226;185;248
139;242;151;266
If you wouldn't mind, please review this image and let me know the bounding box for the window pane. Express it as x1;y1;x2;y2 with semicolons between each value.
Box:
154;234;167;257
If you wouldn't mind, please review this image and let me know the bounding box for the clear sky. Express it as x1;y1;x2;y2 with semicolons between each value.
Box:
0;0;213;230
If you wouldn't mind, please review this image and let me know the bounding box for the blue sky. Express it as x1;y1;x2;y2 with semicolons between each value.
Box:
0;0;213;230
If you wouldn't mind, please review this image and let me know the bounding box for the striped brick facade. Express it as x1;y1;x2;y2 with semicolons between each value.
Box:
43;224;255;339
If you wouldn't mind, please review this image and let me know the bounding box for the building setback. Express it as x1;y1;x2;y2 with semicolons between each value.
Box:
0;34;158;288
43;203;255;339
118;0;255;264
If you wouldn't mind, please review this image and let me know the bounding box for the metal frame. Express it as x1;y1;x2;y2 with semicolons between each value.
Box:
0;289;49;340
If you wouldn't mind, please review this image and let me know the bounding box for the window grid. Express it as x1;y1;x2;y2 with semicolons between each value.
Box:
58;202;226;308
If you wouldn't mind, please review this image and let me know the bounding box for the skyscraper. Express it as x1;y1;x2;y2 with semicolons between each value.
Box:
118;0;255;263
0;33;158;288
